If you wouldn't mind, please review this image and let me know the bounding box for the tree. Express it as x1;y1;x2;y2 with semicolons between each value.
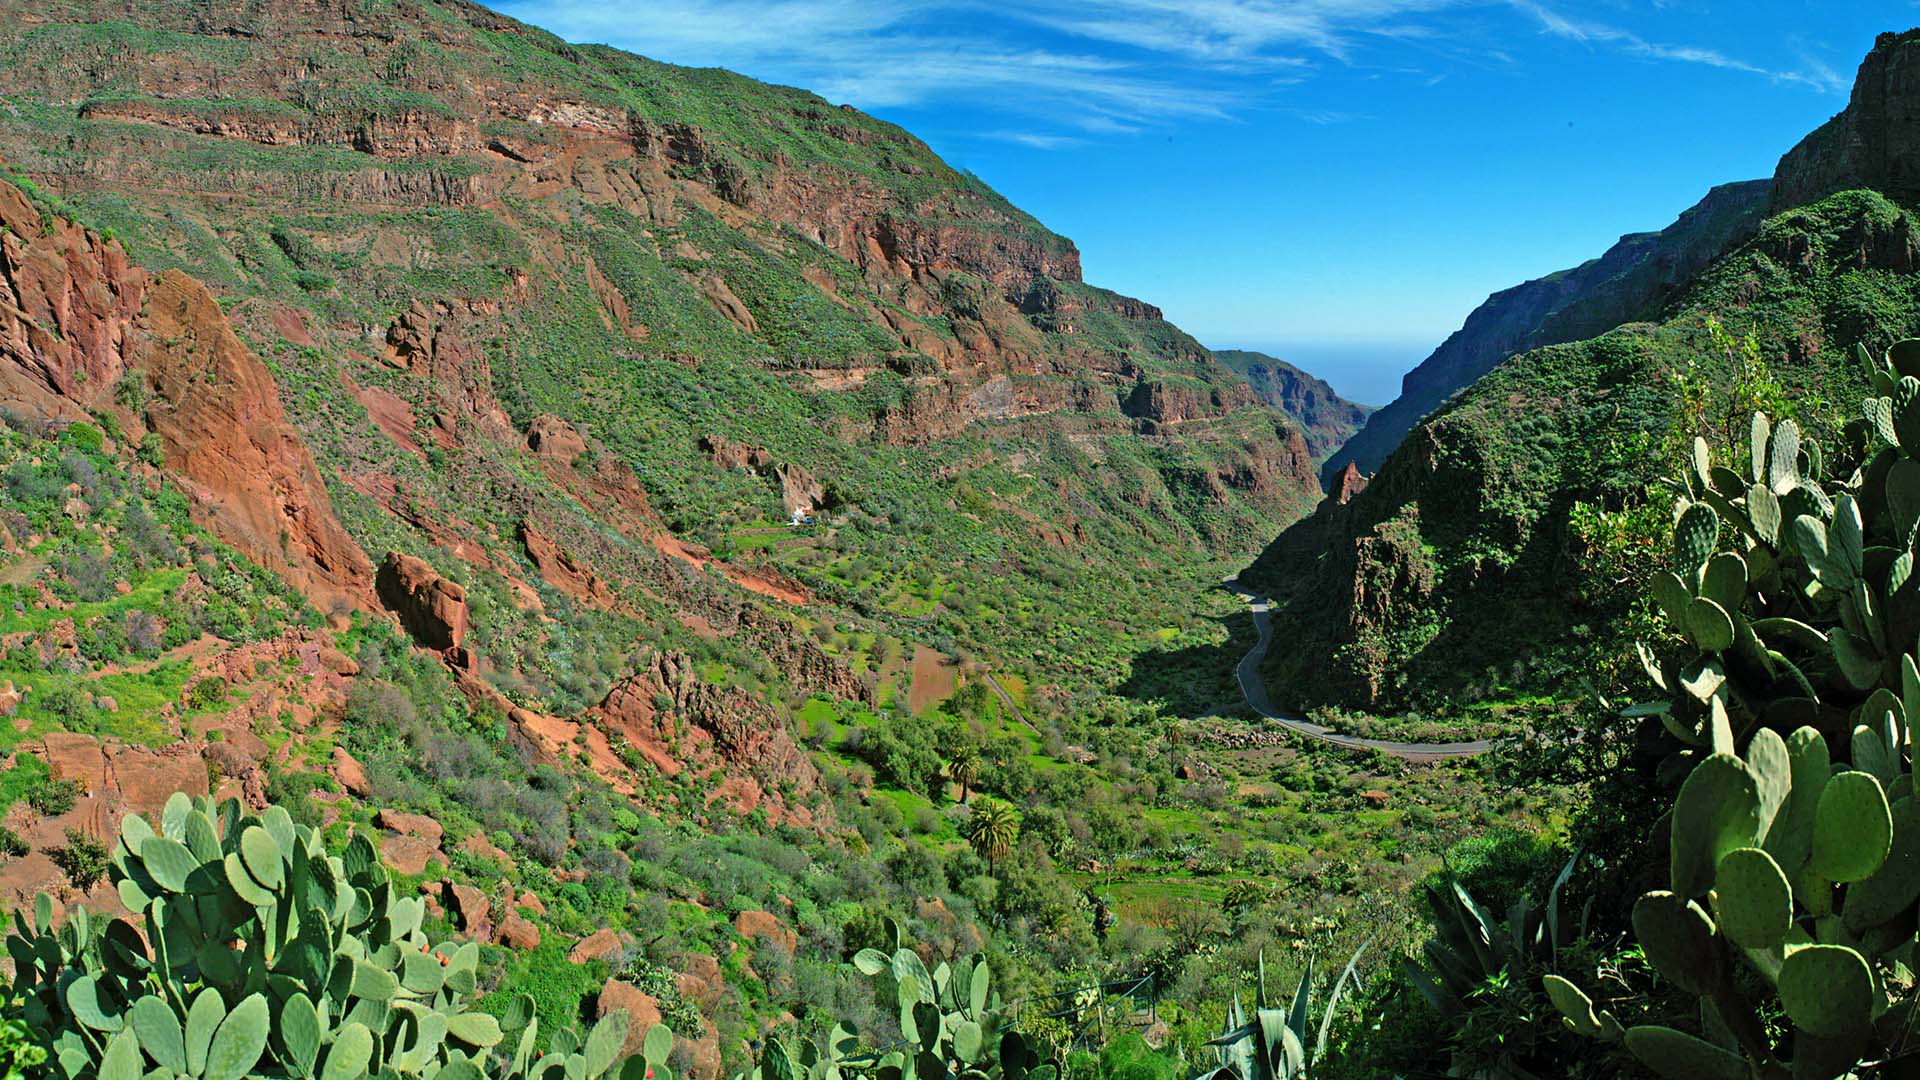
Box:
966;799;1019;877
948;744;982;803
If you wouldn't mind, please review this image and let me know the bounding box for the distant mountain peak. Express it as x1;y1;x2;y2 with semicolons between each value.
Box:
1773;27;1920;212
1318;178;1771;485
1212;349;1372;465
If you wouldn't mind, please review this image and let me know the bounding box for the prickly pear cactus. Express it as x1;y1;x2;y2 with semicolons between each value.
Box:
1548;340;1920;1078
5;792;668;1080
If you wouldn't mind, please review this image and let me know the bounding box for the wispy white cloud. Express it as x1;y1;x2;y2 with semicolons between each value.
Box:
1510;1;1853;93
499;0;1854;149
980;131;1088;150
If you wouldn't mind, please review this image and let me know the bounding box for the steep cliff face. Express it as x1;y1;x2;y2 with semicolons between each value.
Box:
0;176;372;615
1247;178;1920;710
1213;349;1372;462
1773;29;1920;211
1249;31;1920;715
1322;180;1772;485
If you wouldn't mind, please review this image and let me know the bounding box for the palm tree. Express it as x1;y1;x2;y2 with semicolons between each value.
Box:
966;799;1019;877
948;745;981;803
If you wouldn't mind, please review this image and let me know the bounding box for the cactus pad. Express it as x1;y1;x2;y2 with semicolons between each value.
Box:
1671;754;1762;898
1632;893;1722;994
1812;771;1893;883
1622;1025;1747;1080
1711;847;1791;948
1673;503;1719;575
1778;944;1875;1037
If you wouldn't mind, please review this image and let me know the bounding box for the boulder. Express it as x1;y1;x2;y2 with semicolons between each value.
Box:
444;881;493;941
495;913;542;950
570;928;625;965
459;830;512;868
331;747;371;798
676;954;724;1010
381;834;444;877
317;646;360;676
375;551;468;651
526;415;587;465
107;745;211;821
732;910;796;953
596;981;662;1060
377;809;445;846
686;1019;722;1080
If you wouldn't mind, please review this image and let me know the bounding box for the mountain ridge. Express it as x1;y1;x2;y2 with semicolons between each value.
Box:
1248;26;1920;712
1212;348;1372;463
1321;178;1772;485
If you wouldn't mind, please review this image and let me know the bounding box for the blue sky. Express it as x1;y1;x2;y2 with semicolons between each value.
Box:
496;0;1903;405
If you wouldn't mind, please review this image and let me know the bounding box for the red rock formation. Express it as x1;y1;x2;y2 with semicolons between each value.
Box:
733;909;797;953
377;808;445;846
739;608;872;705
521;523;619;609
570;928;626;964
595;651;824;828
331;747;371;798
597;982;664;1059
0;178;372;614
442;880;493;941
526;414;587;463
496;913;542;950
702;436;830;514
1333;462;1369;505
376;552;469;651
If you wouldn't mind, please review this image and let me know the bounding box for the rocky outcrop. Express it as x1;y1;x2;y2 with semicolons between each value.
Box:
1121;379;1243;425
526;414;588;464
495;913;541;950
739;608;872;704
331;747;371;798
570;928;626;964
1773;30;1920;211
376;552;469;651
521;523;618;608
0;178;373;614
1322;179;1771;485
595;651;823;828
1331;462;1368;506
704;436;833;516
733;909;796;953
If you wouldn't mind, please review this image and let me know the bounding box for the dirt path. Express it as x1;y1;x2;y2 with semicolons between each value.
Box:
1226;581;1497;761
980;672;1045;740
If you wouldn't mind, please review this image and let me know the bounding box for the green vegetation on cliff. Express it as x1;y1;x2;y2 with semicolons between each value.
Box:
1247;189;1917;721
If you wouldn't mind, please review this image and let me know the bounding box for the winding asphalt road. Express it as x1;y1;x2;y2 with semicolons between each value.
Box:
1226;581;1498;761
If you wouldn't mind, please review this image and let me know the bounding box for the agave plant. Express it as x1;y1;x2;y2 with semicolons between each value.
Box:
1195;943;1371;1080
1547;340;1920;1078
1404;851;1582;1018
6;791;671;1080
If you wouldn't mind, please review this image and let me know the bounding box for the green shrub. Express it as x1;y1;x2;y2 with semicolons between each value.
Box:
0;1015;47;1080
47;827;106;890
185;674;227;710
23;776;80;817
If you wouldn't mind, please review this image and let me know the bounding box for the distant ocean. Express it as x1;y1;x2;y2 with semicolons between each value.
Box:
1213;339;1433;409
